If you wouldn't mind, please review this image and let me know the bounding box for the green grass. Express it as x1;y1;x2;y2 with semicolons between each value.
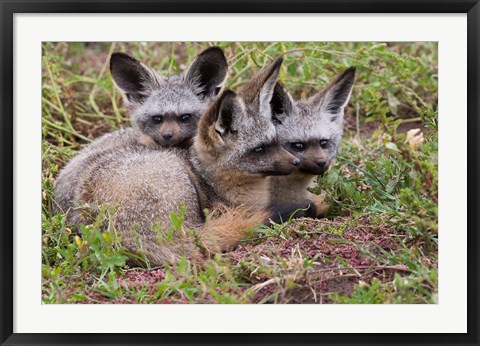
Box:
42;42;438;304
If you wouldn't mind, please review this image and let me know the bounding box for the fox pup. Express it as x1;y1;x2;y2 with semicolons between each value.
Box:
110;46;228;149
56;58;301;266
54;47;228;213
270;67;356;217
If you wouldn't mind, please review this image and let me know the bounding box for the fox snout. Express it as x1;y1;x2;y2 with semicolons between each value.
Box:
162;131;174;140
156;131;182;146
307;158;330;175
285;145;331;175
270;147;300;175
301;155;330;175
154;121;184;146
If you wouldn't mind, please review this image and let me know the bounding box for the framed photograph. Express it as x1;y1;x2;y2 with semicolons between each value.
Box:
1;0;479;345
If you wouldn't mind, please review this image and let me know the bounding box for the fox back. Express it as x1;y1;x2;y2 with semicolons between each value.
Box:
270;67;356;211
54;47;228;213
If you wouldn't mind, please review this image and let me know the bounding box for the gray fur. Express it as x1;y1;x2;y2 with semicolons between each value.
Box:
54;47;227;214
111;47;228;148
271;67;356;206
54;58;298;266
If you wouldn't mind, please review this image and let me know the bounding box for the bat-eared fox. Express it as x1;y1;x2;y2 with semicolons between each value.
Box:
55;57;306;266
270;67;356;217
54;47;228;213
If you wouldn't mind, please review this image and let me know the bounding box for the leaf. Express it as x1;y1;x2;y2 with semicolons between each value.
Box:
170;211;183;230
101;254;127;269
387;92;400;114
385;142;400;152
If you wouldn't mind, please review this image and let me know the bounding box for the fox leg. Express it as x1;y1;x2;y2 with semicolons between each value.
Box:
308;191;330;217
267;192;330;223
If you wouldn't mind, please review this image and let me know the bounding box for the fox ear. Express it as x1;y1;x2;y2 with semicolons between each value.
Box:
257;57;283;117
271;82;293;123
198;89;238;147
311;67;356;116
214;90;237;137
241;57;283;117
184;46;228;100
110;52;158;103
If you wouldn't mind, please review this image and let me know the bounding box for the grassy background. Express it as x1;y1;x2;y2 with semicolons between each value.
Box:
42;42;438;304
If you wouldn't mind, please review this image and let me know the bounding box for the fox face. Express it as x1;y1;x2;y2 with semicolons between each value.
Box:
273;67;356;175
196;58;300;176
110;47;228;147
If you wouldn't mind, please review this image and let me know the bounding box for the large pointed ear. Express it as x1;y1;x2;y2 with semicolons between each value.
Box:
110;52;159;103
198;90;238;147
240;57;283;117
184;46;228;100
311;67;356;114
271;82;293;124
214;90;237;137
257;57;283;116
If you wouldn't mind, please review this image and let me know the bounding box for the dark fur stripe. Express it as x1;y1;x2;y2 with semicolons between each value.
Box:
267;200;317;224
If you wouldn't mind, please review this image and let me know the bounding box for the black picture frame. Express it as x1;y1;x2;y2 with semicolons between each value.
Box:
1;1;479;345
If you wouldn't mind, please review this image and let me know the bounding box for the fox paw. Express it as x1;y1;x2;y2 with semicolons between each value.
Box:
310;193;330;217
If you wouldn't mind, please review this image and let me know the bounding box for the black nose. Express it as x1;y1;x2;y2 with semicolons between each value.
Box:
162;132;173;140
292;158;300;167
316;159;326;168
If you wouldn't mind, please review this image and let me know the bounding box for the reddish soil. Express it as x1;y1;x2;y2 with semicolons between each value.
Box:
224;217;401;303
72;217;407;304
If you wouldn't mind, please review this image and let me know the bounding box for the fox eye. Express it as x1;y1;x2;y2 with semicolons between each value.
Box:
180;114;192;122
291;142;305;151
252;146;265;154
320;139;329;149
152;115;163;123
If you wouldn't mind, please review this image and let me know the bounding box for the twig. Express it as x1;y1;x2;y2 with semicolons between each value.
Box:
399;117;423;124
43;56;73;131
355;101;361;140
251;278;280;292
281;47;356;57
311;263;411;274
42;118;91;142
89;42;116;118
111;86;123;123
